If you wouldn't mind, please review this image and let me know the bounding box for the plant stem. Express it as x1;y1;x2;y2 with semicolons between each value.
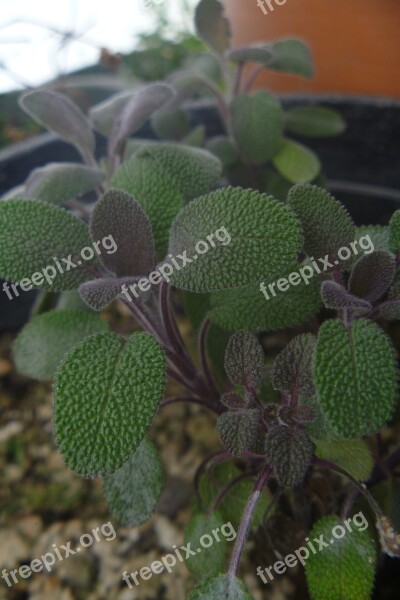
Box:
198;318;220;399
243;64;264;92
212;470;257;511
161;395;221;414
228;465;271;582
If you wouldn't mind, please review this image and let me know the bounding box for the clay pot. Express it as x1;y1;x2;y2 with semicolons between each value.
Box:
223;0;400;97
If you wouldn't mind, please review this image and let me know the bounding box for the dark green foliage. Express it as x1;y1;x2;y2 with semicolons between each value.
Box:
224;330;264;388
265;425;315;487
272;333;316;398
184;511;227;578
217;409;260;457
194;0;231;54
349;250;395;304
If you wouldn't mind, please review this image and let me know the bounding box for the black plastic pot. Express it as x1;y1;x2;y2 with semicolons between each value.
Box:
0;95;399;331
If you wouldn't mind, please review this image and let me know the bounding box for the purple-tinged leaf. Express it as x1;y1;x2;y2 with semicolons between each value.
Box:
349;250;396;304
79;276;139;311
378;300;400;321
321;280;372;312
220;391;247;410
279;404;317;425
224;330;264;389
19;90;95;159
265;425;315;487
89;90;133;137
109;84;174;154
195;0;231;55
90;189;155;277
272;334;316;399
216;409;260;457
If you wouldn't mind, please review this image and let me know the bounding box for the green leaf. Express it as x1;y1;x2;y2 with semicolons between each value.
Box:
90;90;133;137
288;184;354;263
227;44;273;65
305;516;376;600
54;332;165;477
217;409;260;457
0;199;98;291
103;437;163;525
183;125;206;147
12;309;107;381
231;92;284;165
268;39;314;78
206;136;238;168
184;511;227;578
349;251;395;304
354;226;391;259
265;425;315;487
19;90;95;158
224;330;264;388
90;189;155;276
389;209;400;254
286;107;345;137
151;107;189;140
188;574;254;600
25;163;104;205
371;478;400;531
56;290;94;312
210;264;322;332
79;276;138;311
168;187;303;292
314;319;399;438
272;333;316;398
199;463;272;528
272;139;321;184
315;439;374;482
194;0;231;54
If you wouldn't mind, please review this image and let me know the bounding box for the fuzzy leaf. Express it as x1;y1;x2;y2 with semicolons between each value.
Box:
288;184;354;263
217;409;260;457
151;107;189;140
0;199;98;291
349;251;395;304
315;439;374;482
206;136;238;168
183;125;206;147
194;0;231;54
389;209;400;254
13;309;107;381
272;333;316;398
168;187;303;292
265;425;315;487
103;437;163;525
210;265;322;332
109;83;174;154
56;290;94;312
305;516;376;600
354;226;390;259
20;90;95;158
377;300;400;321
227;44;273;65
272;139;320;184
231;92;284;165
79;276;139;311
54;332;165;477
224;330;264;388
89;90;133;137
314;319;399;437
268;39;313;78
187;574;253;600
286;107;345;137
321;281;372;312
184;511;227;579
25;163;104;205
220;392;247;410
90;189;155;276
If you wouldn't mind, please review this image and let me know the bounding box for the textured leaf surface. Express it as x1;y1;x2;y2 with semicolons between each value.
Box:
13;309;107;381
25;163;104;205
321;281;372;312
315;439;373;482
220;392;247;410
349;251;395;304
151;107;189;140
224;330;264;388
272;333;316;398
206;136;238;168
227;44;273;65
20;90;95;158
187;574;253;600
231;92;284;165
194;0;231;54
184;511;227;578
268;39;313;78
90;189;155;276
286;107;345;137
288;184;354;262
168;187;303;292
305;516;376;600
210;265;321;332
103;437;163;525
354;226;390;258
217;409;260;457
389;209;400;254
272;139;320;184
79;276;139;311
89;90;133;136
265;425;315;487
314;319;399;437
0;200;98;290
54;332;165;477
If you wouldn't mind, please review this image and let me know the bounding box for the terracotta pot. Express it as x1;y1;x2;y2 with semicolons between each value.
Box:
223;0;400;97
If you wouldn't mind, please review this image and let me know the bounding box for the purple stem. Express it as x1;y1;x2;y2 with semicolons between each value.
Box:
161;395;221;415
199;318;220;399
228;465;271;582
